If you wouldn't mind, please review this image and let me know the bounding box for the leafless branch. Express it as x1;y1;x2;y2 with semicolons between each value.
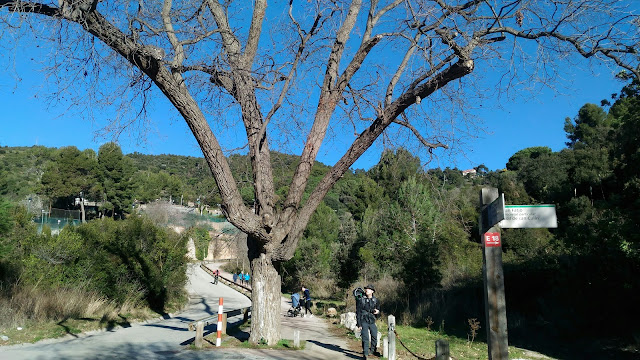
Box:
395;113;449;150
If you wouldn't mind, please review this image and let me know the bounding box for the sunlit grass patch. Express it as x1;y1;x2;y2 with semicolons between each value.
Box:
196;320;305;350
0;286;157;346
386;325;535;360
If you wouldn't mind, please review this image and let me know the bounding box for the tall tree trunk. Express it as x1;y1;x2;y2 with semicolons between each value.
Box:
80;198;86;223
248;250;281;345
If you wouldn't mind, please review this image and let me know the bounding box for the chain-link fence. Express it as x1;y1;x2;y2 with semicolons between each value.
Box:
139;201;239;234
35;208;81;234
31;202;239;236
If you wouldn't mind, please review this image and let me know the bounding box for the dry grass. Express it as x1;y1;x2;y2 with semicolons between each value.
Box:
300;277;339;299
341;275;404;314
0;285;152;344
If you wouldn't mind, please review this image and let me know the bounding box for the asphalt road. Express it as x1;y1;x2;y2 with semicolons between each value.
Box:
0;263;252;360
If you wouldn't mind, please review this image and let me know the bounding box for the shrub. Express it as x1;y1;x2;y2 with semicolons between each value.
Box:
12;216;188;314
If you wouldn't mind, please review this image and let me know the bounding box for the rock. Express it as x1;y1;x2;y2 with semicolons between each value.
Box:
327;307;338;317
16;327;22;331
340;313;346;325
343;312;357;331
1;335;8;341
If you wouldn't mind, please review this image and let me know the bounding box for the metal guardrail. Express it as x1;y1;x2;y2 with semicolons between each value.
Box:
188;264;252;332
199;264;252;297
187;307;251;331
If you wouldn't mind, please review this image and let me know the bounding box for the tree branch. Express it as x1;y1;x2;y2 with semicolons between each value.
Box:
489;25;640;80
2;0;264;239
278;58;475;260
257;7;323;149
385;33;420;107
241;0;266;69
282;0;363;218
395;113;449;150
161;0;186;70
206;0;241;65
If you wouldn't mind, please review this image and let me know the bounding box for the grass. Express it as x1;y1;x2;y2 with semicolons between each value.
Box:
0;315;144;345
236;338;305;350
0;285;159;346
331;319;552;360
200;322;306;350
390;324;533;360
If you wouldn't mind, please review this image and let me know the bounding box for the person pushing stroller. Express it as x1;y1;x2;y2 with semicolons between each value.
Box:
301;285;312;317
288;292;302;317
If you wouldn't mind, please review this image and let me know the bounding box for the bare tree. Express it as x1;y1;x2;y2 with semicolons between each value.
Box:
1;0;638;344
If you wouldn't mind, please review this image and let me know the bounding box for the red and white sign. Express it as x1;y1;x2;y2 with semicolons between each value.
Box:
483;232;501;247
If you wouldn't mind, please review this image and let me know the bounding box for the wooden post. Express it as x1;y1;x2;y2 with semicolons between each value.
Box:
243;308;250;323
480;188;509;360
388;315;396;360
294;329;300;348
221;313;228;334
435;339;450;360
383;336;389;358
195;321;204;349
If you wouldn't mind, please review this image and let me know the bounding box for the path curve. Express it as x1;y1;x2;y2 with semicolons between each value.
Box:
0;263;361;360
0;263;250;359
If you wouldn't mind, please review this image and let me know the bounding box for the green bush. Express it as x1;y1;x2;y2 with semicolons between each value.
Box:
186;227;210;261
8;215;188;313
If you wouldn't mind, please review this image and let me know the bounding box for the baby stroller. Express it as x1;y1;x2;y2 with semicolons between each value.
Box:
287;292;302;317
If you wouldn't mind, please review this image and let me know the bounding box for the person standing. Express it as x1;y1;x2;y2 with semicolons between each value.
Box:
301;285;312;317
357;284;380;358
214;269;220;284
244;272;250;287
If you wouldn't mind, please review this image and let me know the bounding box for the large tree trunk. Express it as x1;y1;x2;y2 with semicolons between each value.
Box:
248;251;282;345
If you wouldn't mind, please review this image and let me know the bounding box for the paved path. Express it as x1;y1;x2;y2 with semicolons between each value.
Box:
0;263;361;360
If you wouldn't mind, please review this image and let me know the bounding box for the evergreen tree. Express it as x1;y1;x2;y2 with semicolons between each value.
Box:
40;146;98;209
97;143;134;218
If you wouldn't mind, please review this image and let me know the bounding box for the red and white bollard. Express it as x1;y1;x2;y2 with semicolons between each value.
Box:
216;297;223;347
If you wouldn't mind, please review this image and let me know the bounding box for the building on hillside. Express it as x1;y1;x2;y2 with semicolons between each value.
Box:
462;168;477;177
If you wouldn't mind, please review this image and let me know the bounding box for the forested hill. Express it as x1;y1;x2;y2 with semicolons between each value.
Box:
0;146;56;202
0;146;334;209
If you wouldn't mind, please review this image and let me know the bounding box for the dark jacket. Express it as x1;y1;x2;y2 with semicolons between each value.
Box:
356;296;380;327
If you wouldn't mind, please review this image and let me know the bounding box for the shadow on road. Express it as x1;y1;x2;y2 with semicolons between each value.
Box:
307;340;363;359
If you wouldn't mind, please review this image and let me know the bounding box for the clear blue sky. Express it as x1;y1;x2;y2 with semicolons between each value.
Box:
0;54;624;172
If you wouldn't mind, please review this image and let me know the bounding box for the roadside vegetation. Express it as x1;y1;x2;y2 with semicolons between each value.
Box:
0;201;189;344
369;323;532;360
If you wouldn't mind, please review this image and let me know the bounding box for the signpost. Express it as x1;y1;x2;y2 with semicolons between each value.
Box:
478;188;559;360
479;188;508;360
